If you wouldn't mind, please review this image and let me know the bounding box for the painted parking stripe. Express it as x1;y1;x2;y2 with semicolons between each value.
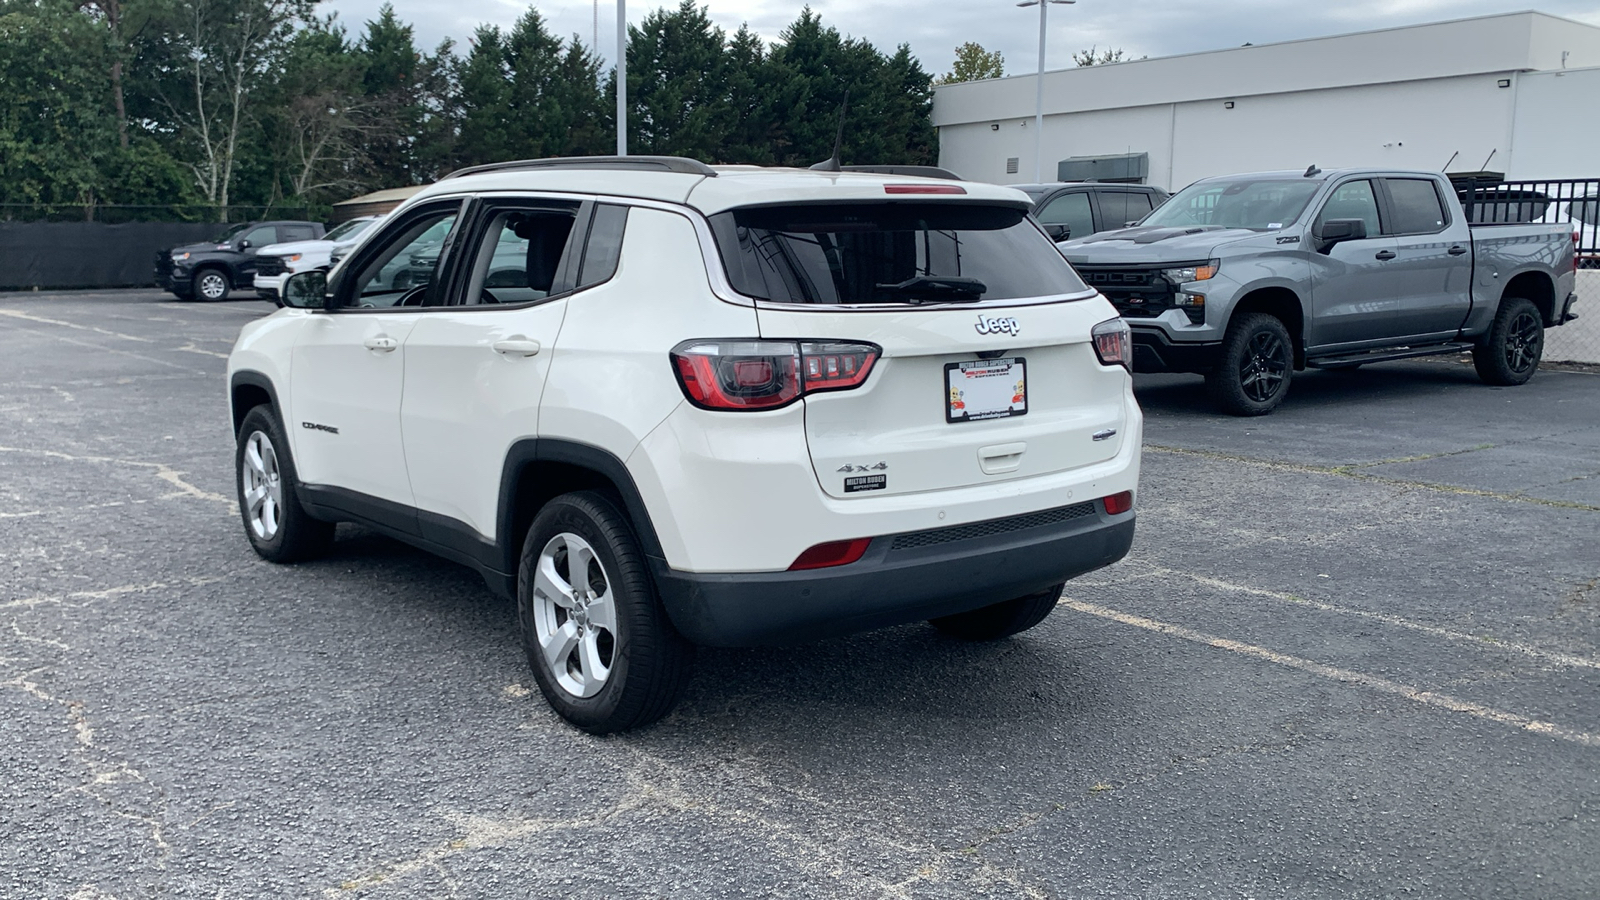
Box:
1112;564;1600;672
1061;597;1600;748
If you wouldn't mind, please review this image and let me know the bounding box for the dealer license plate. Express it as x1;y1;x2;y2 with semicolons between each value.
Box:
945;357;1028;423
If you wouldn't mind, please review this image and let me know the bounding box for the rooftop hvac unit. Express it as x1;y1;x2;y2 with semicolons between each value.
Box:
1056;153;1149;184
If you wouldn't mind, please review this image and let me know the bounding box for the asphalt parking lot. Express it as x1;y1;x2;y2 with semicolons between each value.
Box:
3;288;1598;900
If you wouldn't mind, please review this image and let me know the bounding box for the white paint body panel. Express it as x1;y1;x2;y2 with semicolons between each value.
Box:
288;313;419;507
400;300;569;538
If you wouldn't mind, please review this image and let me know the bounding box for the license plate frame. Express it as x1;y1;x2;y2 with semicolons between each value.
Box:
945;357;1028;424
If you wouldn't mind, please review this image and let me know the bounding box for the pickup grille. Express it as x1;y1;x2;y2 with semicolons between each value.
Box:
254;257;288;277
1076;266;1173;318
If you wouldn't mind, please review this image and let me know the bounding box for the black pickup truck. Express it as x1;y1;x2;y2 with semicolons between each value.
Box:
155;221;324;301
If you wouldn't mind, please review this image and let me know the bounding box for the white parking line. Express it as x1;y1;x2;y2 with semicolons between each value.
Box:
1061;597;1600;748
0;308;155;343
1112;564;1600;671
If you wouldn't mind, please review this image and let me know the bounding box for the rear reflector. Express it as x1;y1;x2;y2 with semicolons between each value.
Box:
884;184;967;195
788;538;873;570
1102;491;1134;516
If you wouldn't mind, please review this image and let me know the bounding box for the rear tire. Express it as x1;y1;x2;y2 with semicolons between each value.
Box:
1207;313;1293;416
518;491;693;734
235;405;335;562
1473;297;1543;386
929;584;1064;641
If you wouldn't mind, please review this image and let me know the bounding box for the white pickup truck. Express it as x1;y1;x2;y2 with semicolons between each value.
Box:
1059;168;1579;414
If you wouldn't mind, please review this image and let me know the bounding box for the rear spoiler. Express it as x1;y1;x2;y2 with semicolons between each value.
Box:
840;165;962;181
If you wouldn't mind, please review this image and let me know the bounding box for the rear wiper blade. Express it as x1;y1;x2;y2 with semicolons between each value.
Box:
874;275;988;304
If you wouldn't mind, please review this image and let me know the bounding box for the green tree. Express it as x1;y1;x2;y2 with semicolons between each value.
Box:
456;25;514;167
721;24;774;165
626;1;728;160
1073;46;1141;66
936;41;1003;85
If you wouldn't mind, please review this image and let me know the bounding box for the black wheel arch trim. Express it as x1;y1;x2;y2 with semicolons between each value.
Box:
229;370;283;436
495;438;668;578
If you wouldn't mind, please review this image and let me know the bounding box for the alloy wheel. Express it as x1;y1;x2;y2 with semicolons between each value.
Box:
531;532;617;699
1504;310;1542;375
1239;331;1289;403
241;430;282;540
198;271;228;300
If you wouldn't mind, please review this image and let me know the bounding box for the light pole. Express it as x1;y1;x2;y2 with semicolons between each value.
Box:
1016;0;1074;182
616;0;627;156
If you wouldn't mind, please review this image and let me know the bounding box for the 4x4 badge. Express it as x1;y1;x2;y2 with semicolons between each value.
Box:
975;315;1020;336
837;462;888;473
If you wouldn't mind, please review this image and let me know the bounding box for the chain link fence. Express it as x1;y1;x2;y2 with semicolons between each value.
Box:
1457;177;1598;366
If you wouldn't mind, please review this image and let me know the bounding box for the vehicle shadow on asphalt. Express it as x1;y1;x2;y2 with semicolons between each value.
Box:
316;527;1110;738
1132;361;1485;416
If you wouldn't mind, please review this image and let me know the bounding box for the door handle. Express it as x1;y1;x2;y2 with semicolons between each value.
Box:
363;335;397;352
979;441;1026;475
1375;250;1397;261
492;338;541;357
1448;245;1468;256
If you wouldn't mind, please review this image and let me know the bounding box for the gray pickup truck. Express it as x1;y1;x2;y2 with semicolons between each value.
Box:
1058;168;1579;414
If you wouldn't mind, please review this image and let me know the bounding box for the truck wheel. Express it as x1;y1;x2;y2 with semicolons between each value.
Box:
236;405;335;562
518;491;693;734
195;268;231;301
1207;313;1293;416
1473;297;1543;386
929;584;1063;641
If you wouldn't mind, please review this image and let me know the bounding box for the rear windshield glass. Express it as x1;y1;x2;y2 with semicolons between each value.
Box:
1142;179;1321;231
708;202;1086;305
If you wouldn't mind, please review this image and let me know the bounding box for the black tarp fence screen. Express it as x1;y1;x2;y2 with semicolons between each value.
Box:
0;222;227;289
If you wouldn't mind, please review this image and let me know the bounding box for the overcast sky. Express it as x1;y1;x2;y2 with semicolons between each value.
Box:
318;0;1600;77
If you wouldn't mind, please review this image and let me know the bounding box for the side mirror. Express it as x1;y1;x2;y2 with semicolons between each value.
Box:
239;240;252;251
1316;218;1366;250
1044;224;1072;242
282;270;328;310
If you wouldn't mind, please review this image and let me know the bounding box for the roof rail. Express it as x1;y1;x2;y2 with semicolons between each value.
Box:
840;165;962;181
441;155;718;180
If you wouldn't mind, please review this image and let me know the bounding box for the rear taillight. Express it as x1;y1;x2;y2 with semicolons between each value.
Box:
1101;491;1134;515
789;538;873;570
1091;317;1132;370
670;340;879;411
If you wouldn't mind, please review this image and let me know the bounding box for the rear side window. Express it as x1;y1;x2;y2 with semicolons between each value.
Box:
577;204;629;289
709;202;1086;305
1098;191;1155;228
1386;179;1448;234
281;224;317;241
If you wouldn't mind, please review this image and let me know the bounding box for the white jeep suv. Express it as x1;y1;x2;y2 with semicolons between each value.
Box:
227;157;1142;733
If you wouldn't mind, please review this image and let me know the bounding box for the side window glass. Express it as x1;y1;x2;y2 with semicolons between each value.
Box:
1386;179;1447;234
242;226;277;247
1038;192;1094;239
462;205;580;306
281;225;316;241
1099;192;1153;228
577;204;629;289
1316;180;1381;238
343;207;459;308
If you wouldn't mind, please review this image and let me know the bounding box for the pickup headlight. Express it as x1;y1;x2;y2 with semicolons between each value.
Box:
281;254;303;264
1160;260;1219;285
172;252;191;261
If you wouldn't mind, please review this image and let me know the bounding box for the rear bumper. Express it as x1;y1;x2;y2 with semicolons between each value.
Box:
1131;326;1219;374
652;503;1135;647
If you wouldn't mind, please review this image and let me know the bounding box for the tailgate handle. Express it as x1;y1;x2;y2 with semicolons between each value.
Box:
979;442;1026;475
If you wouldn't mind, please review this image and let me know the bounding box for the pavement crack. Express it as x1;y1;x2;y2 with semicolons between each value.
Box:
1;575;229;612
0;445;234;510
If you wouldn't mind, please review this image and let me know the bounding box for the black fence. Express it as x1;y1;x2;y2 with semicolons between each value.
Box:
0;202;329;224
0;204;333;290
1455;177;1599;260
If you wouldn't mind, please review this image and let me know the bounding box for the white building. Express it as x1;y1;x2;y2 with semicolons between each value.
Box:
932;11;1600;190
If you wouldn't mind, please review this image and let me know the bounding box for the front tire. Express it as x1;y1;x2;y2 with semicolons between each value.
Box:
1207;313;1294;416
929;584;1064;641
195;268;231;301
1473;297;1543;386
235;406;335;562
518;491;693;734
